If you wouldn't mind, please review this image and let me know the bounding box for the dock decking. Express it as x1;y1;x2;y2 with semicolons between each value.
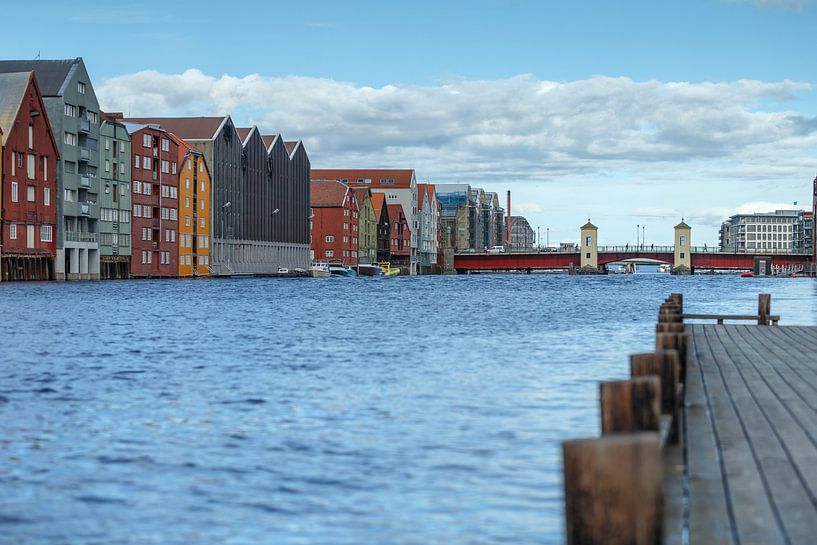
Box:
685;323;817;545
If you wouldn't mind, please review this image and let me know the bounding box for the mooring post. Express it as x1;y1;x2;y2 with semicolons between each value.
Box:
656;332;688;380
563;434;663;545
758;293;771;326
599;377;662;435
631;351;681;444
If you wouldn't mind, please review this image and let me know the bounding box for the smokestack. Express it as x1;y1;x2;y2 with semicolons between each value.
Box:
506;190;511;245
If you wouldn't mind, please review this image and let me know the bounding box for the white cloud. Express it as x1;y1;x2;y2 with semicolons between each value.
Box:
515;203;543;214
97;69;817;242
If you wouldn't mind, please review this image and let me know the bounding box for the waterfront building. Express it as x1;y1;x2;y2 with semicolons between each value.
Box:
352;187;377;264
371;193;391;262
0;72;59;281
0;59;101;280
813;175;817;265
475;189;505;249
311;169;418;274
310;179;359;265
416;183;441;274
387;204;411;271
719;210;812;254
119;117;310;274
123;123;179;277
436;183;474;251
98;119;132;278
509;216;535;250
171;135;211;277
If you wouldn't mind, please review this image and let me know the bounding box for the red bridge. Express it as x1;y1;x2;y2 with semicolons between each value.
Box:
453;246;812;273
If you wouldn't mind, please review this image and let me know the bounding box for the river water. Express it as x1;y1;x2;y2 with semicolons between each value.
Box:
1;274;816;544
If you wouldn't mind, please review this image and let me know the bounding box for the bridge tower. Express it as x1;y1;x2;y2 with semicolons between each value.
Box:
580;220;598;270
673;220;692;274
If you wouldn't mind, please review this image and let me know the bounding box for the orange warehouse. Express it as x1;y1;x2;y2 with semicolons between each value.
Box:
171;134;211;276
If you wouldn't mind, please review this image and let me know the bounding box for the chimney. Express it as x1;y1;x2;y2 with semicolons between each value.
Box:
506;190;511;245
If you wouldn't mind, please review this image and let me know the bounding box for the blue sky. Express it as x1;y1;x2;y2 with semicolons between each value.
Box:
6;0;817;244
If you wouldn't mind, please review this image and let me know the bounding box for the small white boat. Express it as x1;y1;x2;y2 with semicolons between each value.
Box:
277;266;290;274
309;262;331;278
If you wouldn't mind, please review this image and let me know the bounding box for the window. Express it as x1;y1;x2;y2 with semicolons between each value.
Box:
680;252;686;259
161;138;169;152
170;209;177;220
134;204;142;217
201;180;205;191
120;142;126;154
40;225;52;242
26;185;35;202
42;156;48;181
120;162;125;175
171;162;176;175
105;139;111;151
120;210;131;223
87;111;99;124
28;126;33;148
44;187;50;206
585;236;592;246
27;154;35;179
105;160;111;172
200;200;204;211
586;252;591;259
325;250;334;257
143;183;151;195
134;155;140;169
9;224;17;240
186;234;192;247
77;81;86;94
64;132;77;146
325;235;334;242
143;134;151;148
161;160;169;173
143;157;151;169
200;217;205;228
185;216;191;227
64;104;78;117
134;181;141;194
679;235;686;247
199;162;203;173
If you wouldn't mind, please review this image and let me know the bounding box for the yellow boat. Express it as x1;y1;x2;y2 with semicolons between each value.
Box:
378;262;400;277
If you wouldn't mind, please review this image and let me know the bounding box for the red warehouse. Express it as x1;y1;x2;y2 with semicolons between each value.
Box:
123;122;180;277
0;72;59;281
387;203;410;272
310;179;359;265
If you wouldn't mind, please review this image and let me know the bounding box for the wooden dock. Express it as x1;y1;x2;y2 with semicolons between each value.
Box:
685;323;817;545
561;294;817;545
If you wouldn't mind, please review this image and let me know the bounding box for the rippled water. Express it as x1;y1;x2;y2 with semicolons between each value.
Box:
1;274;816;544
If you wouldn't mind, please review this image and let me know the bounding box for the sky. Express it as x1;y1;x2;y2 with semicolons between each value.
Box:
6;0;817;245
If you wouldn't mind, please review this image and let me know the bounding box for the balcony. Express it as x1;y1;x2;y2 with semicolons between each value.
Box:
79;175;91;188
80;204;91;216
152;218;160;228
79;148;90;162
79;119;91;133
152;241;158;250
64;231;98;243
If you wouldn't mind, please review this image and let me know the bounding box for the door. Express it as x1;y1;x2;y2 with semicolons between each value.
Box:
26;225;35;249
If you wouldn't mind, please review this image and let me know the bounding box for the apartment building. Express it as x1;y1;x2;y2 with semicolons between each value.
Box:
719;210;813;254
98;119;132;278
310;179;359;265
0;58;101;280
171;135;211;276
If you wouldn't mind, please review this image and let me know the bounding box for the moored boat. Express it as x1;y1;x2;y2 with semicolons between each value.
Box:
356;263;383;276
378;261;400;277
309;262;331;278
328;261;358;277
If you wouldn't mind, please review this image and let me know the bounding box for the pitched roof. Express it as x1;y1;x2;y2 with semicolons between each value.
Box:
311;179;350;207
0;72;32;137
0;58;79;96
311;169;415;189
675;220;691;229
236;127;253;142
261;134;278;149
168;132;202;155
284;141;298;155
581;220;598;230
120;116;227;140
351;187;371;206
371;193;387;220
387;204;405;221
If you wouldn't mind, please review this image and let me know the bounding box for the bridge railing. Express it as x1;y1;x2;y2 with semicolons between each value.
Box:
454;246;812;256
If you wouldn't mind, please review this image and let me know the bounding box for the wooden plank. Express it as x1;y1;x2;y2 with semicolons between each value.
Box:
563;433;663;545
600;378;661;435
713;325;817;544
749;326;817;405
684;324;736;545
689;325;786;545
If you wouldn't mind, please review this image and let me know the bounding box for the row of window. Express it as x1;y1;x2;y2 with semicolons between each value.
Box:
133;155;177;174
9;151;48;181
100;208;131;223
324;235;357;244
7;182;50;205
161;185;179;199
140;251;173;265
8;224;52;243
104;160;126;175
160;208;178;221
142;134;170;152
100;233;131;246
324;250;358;258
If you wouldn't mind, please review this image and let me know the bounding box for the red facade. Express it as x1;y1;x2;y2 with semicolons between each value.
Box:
1;72;58;280
310;179;359;265
129;125;179;277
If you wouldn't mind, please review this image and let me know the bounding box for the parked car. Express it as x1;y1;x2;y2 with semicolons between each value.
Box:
488;245;505;254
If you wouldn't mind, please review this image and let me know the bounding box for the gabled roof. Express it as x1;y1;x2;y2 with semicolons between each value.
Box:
581;220;598;230
261;134;278;150
168;132;202;155
387;204;405;221
311;169;415;189
675;220;691;230
311;179;350;207
0;72;32;137
236;127;253;143
284;141;298;155
120;116;228;140
351;187;371;207
0;58;80;96
371;193;387;220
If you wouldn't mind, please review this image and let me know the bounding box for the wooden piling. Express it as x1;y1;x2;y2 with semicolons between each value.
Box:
656;332;688;379
600;377;661;435
563;433;663;545
631;351;681;444
656;322;685;333
758;293;771;326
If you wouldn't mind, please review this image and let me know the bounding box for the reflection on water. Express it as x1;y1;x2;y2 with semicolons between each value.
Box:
1;275;815;544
